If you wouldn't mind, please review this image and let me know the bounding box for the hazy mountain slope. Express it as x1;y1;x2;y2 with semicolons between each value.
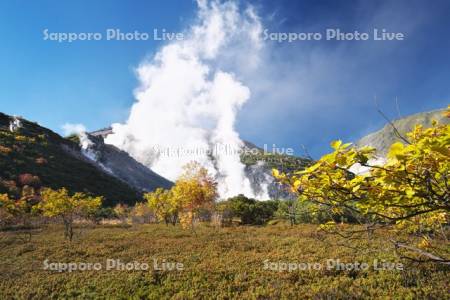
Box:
80;133;173;191
0;112;150;206
357;108;448;155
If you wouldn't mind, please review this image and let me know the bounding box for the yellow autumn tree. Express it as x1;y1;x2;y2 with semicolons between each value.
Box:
113;203;130;225
145;188;178;225
130;202;153;224
0;194;15;227
172;161;217;232
0;193;32;228
35;188;102;241
274;108;449;264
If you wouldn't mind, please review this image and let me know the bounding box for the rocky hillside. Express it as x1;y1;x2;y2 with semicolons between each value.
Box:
240;143;312;199
357;108;448;155
73;132;173;192
0;113;170;206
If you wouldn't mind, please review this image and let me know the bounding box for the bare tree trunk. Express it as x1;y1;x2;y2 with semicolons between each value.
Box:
191;217;197;236
63;216;73;242
392;240;450;265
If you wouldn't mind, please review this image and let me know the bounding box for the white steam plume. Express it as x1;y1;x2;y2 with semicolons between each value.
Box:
62;123;114;174
105;0;267;199
62;123;93;149
62;123;87;136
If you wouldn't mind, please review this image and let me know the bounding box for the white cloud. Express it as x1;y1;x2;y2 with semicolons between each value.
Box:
61;123;87;136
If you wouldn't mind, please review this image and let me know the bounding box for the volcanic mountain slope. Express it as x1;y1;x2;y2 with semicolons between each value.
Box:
356;108;449;155
240;143;313;199
73;132;173;192
0;112;171;206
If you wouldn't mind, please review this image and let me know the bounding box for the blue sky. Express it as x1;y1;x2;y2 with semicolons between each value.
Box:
0;0;449;158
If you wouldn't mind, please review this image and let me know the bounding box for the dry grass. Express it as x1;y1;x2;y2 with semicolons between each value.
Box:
0;223;448;299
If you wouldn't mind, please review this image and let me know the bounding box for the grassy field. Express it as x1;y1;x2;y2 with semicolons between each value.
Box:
0;224;448;299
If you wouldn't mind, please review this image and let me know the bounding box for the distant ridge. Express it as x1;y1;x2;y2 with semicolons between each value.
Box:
357;108;448;155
